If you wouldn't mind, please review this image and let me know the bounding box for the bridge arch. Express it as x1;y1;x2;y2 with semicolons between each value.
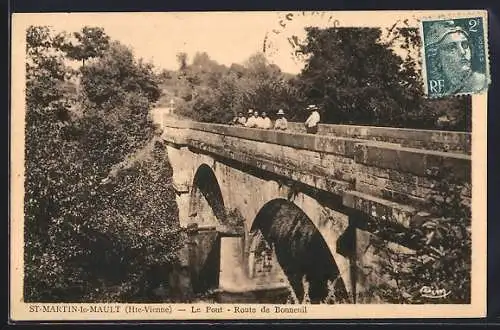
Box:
189;163;226;227
185;164;227;294
249;198;349;303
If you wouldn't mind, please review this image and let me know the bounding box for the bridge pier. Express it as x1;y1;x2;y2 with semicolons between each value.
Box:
219;235;247;292
174;190;191;228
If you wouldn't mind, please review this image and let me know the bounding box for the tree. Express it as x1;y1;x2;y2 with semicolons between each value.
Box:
176;52;188;71
229;63;246;78
174;52;300;124
80;41;161;109
244;52;281;81
294;26;471;130
296;27;409;125
24;25;87;301
24;26;182;302
60;26;110;66
73;40;182;302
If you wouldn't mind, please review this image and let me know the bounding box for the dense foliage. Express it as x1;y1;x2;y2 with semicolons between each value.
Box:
165;26;471;131
24;26;182;302
59;26;110;67
160;52;299;124
369;170;471;303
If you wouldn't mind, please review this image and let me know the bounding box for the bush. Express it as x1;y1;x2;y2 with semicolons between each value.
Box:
371;170;471;303
79;141;183;302
24;26;182;302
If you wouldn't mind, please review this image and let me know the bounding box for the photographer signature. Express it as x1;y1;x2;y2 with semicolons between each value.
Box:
419;286;451;299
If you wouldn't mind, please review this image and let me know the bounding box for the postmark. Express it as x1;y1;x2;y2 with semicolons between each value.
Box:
420;15;489;98
262;12;341;71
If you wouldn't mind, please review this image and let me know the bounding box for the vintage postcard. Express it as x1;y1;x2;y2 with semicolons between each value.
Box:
10;10;487;321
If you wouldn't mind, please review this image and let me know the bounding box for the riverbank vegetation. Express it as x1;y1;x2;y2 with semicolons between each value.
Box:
368;170;471;303
24;26;182;302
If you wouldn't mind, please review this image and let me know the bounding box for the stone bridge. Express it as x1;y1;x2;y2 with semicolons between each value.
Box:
160;117;471;303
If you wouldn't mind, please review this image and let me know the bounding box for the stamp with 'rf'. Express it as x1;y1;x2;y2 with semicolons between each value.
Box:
420;15;489;98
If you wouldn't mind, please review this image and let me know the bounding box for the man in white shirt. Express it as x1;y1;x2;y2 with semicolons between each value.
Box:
304;104;320;134
237;112;247;126
274;109;288;130
258;111;272;129
255;111;265;128
245;110;259;128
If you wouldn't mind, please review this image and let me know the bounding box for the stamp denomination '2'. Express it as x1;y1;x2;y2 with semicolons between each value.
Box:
421;16;489;98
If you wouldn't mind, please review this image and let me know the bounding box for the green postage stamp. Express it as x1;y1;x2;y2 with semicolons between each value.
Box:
420;14;490;98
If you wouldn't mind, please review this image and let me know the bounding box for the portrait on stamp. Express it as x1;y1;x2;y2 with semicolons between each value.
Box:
422;17;489;97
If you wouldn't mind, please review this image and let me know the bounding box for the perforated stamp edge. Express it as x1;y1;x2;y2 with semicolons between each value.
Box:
418;10;490;99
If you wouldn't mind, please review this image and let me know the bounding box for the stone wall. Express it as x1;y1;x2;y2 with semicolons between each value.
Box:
162;119;472;303
162;116;471;154
287;122;470;154
162;120;471;230
186;229;220;293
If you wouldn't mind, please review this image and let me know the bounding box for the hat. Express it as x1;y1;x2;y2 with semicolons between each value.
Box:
424;20;469;48
307;104;319;110
277;109;285;115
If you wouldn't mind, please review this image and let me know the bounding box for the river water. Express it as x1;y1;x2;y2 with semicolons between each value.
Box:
195;287;292;304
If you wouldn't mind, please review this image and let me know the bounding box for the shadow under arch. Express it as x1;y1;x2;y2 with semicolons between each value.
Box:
187;164;226;294
189;163;226;225
250;198;348;303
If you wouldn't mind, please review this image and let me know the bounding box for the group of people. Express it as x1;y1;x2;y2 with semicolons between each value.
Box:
232;109;282;130
231;104;321;134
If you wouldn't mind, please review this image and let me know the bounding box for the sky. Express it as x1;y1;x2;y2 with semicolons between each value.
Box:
13;11;458;74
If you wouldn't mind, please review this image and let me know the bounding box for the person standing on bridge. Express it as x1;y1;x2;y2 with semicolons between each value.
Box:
245;110;259;128
231;112;240;125
254;111;265;128
235;112;246;126
304;104;320;134
238;112;247;126
258;111;272;129
274;109;288;130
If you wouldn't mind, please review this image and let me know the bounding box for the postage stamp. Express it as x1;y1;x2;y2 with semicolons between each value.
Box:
420;15;489;98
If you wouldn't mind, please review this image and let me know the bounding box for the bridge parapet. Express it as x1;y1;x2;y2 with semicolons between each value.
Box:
162;118;470;153
287;122;471;154
161;119;470;230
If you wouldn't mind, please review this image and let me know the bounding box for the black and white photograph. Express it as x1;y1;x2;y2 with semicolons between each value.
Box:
10;11;487;320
